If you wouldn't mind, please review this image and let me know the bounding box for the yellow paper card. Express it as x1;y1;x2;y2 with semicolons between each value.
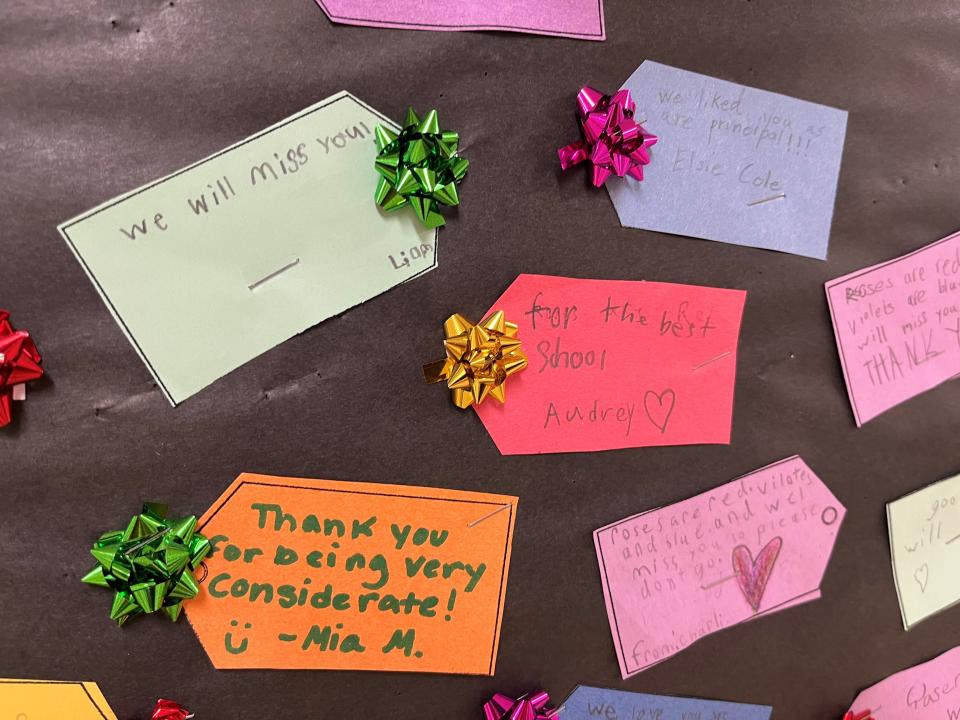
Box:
888;473;960;629
186;473;517;674
0;679;117;720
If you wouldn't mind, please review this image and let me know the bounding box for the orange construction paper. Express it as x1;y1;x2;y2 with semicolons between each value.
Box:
185;473;517;674
0;679;117;720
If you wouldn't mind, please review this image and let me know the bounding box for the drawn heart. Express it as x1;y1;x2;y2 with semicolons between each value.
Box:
914;563;930;593
643;389;676;434
732;537;783;612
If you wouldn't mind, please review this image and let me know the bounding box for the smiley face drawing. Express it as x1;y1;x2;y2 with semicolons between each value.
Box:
225;619;252;654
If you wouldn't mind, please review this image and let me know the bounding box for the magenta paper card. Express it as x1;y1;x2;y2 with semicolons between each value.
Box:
594;456;845;678
314;0;605;40
473;274;746;455
826;230;960;426
847;646;960;718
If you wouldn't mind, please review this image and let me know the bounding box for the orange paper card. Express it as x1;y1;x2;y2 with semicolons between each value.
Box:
186;473;517;674
0;679;117;720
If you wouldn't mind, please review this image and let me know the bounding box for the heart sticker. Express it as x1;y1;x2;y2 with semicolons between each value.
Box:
732;537;783;612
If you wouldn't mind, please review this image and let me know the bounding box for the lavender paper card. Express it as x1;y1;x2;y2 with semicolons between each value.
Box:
556;685;772;720
607;61;848;260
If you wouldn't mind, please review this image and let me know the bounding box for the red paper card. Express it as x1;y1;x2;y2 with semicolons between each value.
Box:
474;274;746;454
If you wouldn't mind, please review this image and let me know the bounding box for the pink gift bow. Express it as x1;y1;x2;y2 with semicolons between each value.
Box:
557;86;657;187
483;690;557;720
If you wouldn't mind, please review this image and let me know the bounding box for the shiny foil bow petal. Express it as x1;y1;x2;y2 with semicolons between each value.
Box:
0;309;43;428
423;311;527;409
558;86;658;187
374;107;469;228
483;690;557;720
843;712;874;720
82;503;211;626
151;699;192;720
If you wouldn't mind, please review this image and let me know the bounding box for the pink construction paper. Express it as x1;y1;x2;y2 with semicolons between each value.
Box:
473;274;745;455
314;0;605;40
826;230;960;426
594;456;845;678
847;646;960;718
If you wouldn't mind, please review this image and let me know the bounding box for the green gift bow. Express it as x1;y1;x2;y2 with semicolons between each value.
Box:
82;503;211;626
374;108;469;228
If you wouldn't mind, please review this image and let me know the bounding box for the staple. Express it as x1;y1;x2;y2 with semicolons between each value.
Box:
248;257;301;291
700;574;736;590
468;504;510;528
124;527;171;556
747;192;786;207
692;351;731;371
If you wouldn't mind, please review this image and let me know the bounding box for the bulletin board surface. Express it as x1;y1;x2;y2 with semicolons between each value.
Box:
1;1;958;718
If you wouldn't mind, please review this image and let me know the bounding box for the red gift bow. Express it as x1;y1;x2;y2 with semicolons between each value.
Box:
843;711;874;720
557;86;658;188
483;690;557;720
0;310;43;427
151;699;191;720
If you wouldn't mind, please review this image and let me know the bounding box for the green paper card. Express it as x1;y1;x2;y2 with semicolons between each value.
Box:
58;91;436;405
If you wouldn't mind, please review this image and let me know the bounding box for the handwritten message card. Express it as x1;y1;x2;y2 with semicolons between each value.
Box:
473;274;745;454
594;456;844;678
847;646;960;719
186;473;517;674
888;473;960;629
0;679;116;720
556;685;772;720
607;61;848;259
315;0;605;40
59;91;436;405
826;231;960;425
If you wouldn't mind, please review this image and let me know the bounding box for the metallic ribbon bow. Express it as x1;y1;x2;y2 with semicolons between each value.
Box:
374;108;469;228
151;699;192;720
82;503;211;626
0;310;43;428
843;712;874;720
423;311;527;409
483;691;557;720
558;86;658;187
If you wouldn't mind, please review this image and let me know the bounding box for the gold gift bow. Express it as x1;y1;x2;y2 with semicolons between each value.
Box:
423;311;527;409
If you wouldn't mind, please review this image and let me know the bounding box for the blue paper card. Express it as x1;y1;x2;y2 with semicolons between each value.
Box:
607;61;848;260
556;685;772;720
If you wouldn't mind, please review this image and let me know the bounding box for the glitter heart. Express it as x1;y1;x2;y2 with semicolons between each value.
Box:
732;537;782;612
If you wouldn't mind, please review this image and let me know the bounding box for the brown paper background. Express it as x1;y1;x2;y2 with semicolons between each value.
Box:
1;1;958;717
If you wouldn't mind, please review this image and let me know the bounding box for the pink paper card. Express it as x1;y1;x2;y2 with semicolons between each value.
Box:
314;0;605;41
594;456;845;678
826;231;960;426
847;646;960;718
473;274;745;455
